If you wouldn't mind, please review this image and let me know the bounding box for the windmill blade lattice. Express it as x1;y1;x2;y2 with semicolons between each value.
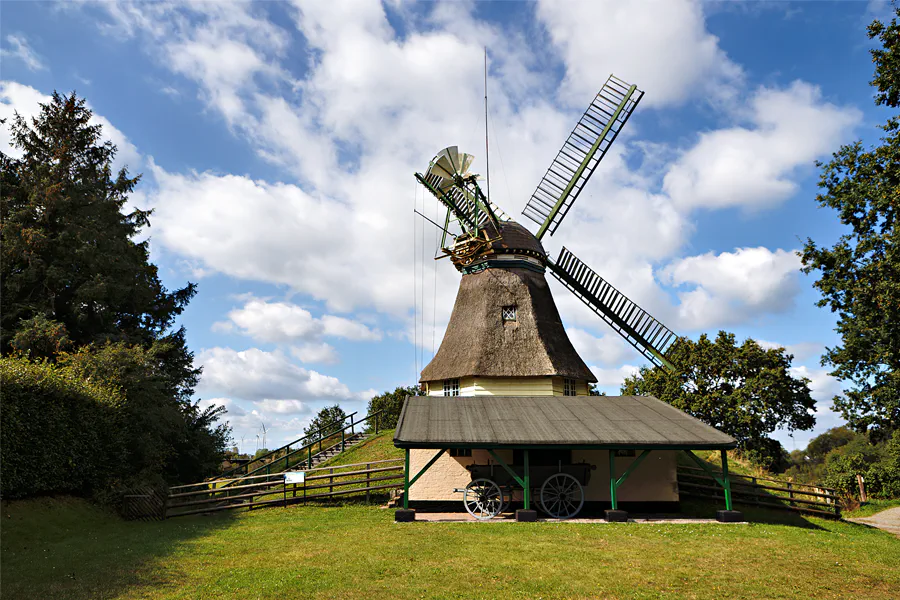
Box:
523;75;644;240
548;247;677;370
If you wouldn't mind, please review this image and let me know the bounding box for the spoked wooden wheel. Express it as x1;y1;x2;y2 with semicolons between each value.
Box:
464;479;504;521
540;473;584;519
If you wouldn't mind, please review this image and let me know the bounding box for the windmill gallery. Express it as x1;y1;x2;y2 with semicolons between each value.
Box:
394;75;741;523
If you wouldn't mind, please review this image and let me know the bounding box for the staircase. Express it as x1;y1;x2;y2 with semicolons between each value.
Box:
286;431;371;472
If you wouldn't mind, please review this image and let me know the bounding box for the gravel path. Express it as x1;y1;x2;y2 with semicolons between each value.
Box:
847;506;900;538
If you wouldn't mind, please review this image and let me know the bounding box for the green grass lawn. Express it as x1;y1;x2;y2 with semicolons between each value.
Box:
2;495;899;600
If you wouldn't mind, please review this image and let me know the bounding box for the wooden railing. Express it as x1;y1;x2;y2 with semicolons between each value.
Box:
222;411;375;478
165;458;404;518
677;466;840;518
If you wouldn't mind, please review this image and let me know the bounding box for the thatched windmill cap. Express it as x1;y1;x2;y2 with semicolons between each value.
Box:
421;221;597;384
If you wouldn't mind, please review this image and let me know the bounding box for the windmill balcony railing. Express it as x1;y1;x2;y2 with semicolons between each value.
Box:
220;410;383;480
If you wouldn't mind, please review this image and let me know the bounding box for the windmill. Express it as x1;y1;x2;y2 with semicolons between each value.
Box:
416;74;678;385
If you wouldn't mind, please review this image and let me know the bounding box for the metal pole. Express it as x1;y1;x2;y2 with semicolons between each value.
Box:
721;449;732;511
523;449;530;510
403;449;410;509
342;429;346;453
484;46;490;204
609;450;617;510
308;445;312;469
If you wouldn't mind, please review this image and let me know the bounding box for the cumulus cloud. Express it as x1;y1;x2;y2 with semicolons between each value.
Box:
663;247;802;330
756;340;825;363
589;364;641;388
291;343;339;365
537;0;743;107
1;34;46;71
197;346;356;402
663;81;861;211
217;297;381;344
567;328;634;367
257;399;309;415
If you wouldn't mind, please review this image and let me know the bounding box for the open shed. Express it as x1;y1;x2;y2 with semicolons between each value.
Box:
393;395;741;522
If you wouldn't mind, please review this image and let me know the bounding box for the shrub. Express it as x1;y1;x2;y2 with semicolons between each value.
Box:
0;356;125;498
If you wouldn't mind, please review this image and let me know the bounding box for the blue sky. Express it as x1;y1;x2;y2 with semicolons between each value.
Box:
2;0;893;454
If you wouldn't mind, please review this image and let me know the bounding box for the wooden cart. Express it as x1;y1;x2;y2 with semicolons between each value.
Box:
459;462;594;520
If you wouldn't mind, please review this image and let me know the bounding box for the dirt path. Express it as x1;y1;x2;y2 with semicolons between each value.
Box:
847;507;900;538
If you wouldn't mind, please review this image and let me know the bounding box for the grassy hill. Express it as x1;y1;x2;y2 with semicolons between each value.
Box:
316;429;402;468
2;495;899;599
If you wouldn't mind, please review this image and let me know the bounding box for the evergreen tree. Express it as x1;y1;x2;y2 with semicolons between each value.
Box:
1;92;227;485
1;92;195;356
800;6;900;439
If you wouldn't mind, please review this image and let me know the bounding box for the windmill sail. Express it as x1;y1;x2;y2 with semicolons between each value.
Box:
523;75;643;240
548;247;677;371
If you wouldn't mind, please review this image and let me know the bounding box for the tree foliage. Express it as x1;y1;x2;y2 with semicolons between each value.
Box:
366;385;422;430
621;332;815;469
800;6;900;438
304;404;348;441
0;91;228;491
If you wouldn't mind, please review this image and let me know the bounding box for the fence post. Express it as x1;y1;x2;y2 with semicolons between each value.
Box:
366;463;371;503
283;479;287;508
351;415;355;435
788;482;794;506
308;445;313;469
375;413;379;434
330;468;334;495
857;474;867;503
342;429;346;453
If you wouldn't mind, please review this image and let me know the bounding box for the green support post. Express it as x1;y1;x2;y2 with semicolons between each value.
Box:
341;429;346;453
523;449;530;510
721;449;733;511
308;445;312;470
609;450;617;510
403;449;410;509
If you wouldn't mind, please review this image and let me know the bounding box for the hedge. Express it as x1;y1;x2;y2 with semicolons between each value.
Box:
0;356;126;498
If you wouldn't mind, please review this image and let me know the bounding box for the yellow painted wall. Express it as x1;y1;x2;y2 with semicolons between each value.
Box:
408;448;678;502
425;376;589;396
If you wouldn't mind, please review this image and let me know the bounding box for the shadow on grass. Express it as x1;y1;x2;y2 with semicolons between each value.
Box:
0;496;237;600
679;498;828;530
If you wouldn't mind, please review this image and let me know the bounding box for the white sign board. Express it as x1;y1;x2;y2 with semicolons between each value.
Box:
284;472;305;484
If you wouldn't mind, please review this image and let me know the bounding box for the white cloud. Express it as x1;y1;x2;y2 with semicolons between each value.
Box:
567;328;634;367
663;247;802;329
536;0;743;107
589;364;641;388
756;340;824;363
663;81;861;211
790;365;843;404
215;297;381;346
197;346;356;402
257;399;309;415
291;343;339;365
198;397;246;417
1;34;46;71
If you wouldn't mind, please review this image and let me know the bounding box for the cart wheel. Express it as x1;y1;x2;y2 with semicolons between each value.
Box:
540;473;584;519
464;479;504;520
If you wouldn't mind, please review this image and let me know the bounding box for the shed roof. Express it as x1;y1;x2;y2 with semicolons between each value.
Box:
393;396;736;450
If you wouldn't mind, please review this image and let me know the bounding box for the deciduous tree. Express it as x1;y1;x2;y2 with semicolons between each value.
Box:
621;332;815;469
800;6;900;439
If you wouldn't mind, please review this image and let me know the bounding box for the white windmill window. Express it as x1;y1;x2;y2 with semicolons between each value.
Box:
501;305;517;322
564;378;577;396
443;379;460;397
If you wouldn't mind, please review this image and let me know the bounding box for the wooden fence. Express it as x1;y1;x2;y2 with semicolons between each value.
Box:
677;466;840;518
165;458;404;518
